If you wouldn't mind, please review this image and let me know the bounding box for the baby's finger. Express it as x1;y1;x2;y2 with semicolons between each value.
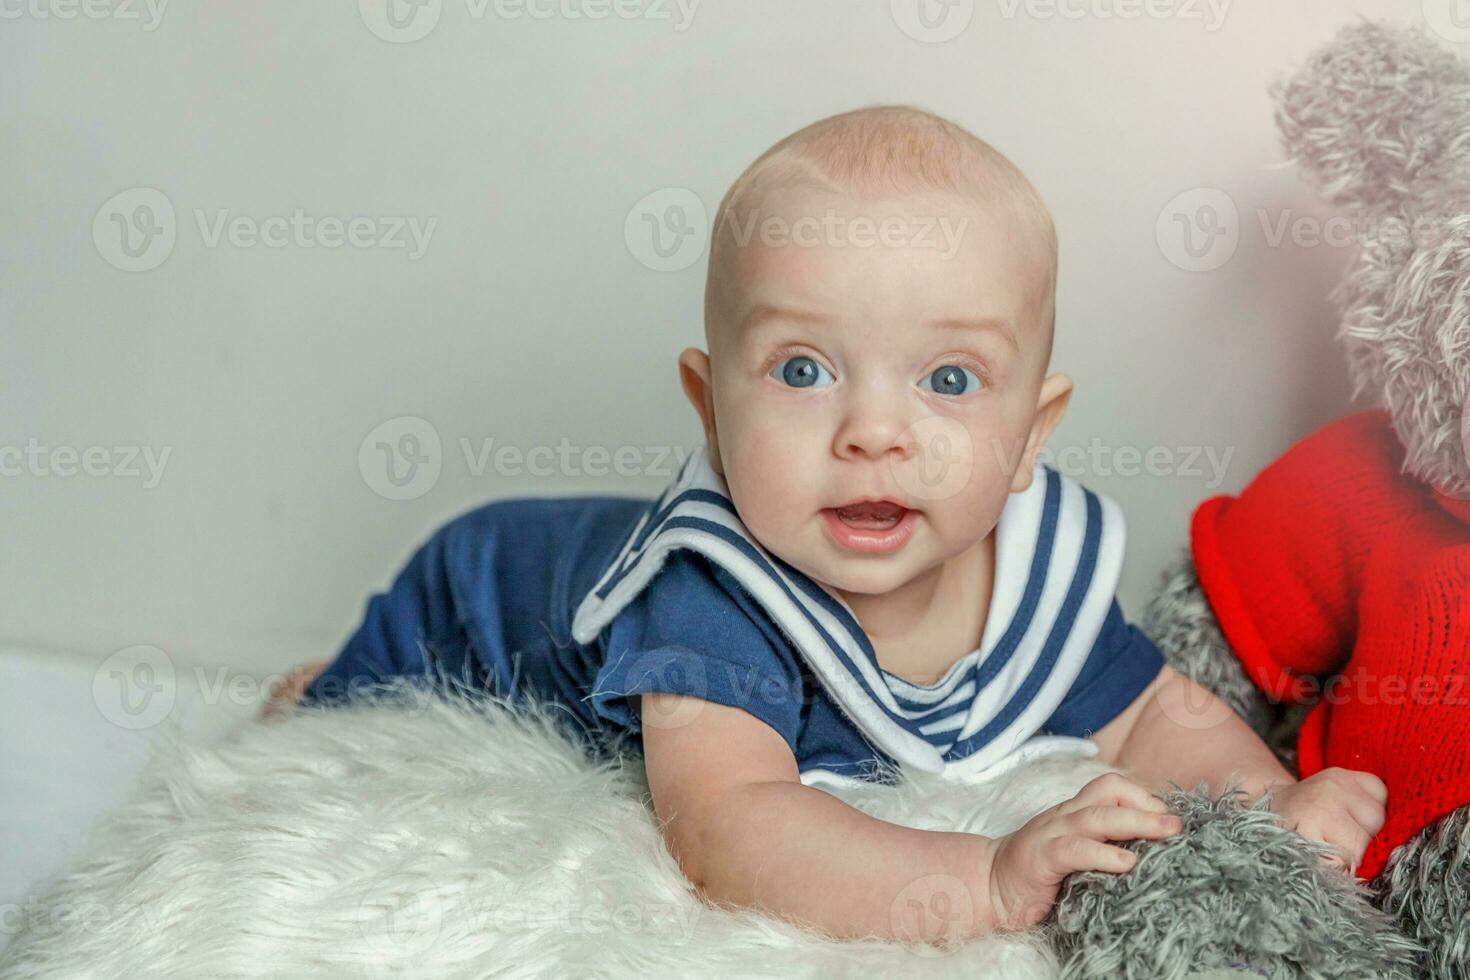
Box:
1067;804;1183;842
1061;773;1171;816
1342;792;1386;836
1311;822;1369;874
1046;835;1138;876
1342;822;1372;867
1350;770;1388;806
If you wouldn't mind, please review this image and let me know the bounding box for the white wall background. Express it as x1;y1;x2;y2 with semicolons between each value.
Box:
2;0;1451;683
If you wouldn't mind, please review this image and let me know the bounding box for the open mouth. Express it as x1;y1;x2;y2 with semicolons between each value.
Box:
832;499;909;529
821;498;920;554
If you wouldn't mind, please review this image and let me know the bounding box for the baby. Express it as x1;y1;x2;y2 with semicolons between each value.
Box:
267;106;1387;945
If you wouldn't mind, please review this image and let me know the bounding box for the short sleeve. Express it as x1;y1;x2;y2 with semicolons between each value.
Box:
1042;599;1164;738
587;550;807;754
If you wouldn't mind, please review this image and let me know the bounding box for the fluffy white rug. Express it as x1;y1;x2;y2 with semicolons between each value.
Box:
0;689;1118;979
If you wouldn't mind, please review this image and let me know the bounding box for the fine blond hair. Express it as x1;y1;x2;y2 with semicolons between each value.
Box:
703;104;1058;358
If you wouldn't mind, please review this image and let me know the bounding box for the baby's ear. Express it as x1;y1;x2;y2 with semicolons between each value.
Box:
677;348;723;473
1272;20;1470;214
1010;373;1073;494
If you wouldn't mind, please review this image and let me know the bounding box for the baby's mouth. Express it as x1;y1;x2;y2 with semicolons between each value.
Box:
830;499;910;529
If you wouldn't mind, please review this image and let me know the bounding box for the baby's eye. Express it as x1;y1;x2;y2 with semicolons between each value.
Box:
771;355;834;389
921;364;982;397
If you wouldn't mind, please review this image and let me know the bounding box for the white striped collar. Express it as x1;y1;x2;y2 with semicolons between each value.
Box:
571;445;1124;780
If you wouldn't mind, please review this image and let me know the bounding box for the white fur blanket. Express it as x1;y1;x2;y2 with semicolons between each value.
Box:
0;690;1118;979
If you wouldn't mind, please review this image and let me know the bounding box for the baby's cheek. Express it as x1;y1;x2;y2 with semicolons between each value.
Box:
723;429;810;529
941;478;1009;542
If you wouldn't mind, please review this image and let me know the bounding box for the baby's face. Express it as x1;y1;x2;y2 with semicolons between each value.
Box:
688;183;1065;597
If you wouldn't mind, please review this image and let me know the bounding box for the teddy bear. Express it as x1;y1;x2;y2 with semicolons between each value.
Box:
1051;18;1470;980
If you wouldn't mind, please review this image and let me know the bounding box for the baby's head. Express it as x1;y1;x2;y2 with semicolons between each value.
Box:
678;105;1070;598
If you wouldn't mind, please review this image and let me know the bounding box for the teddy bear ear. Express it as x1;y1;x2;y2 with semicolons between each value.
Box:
1271;20;1470;214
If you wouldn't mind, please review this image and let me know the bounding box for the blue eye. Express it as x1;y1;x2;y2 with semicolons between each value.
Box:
922;364;982;396
771;355;833;389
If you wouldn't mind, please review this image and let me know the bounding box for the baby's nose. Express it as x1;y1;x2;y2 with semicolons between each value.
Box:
834;415;917;462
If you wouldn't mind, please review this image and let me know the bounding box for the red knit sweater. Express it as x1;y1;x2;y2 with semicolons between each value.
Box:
1191;410;1470;880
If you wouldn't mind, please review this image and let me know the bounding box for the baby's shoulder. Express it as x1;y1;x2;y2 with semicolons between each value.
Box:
635;547;769;625
612;548;804;668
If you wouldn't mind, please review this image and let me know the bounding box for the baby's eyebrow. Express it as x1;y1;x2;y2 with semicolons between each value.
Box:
739;303;828;334
930;316;1020;353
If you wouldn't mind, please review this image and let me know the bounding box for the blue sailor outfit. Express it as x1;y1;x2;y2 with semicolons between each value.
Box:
305;445;1164;790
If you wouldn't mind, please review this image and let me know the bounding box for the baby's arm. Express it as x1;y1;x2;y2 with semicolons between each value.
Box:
1089;664;1294;801
641;693;1179;944
1089;665;1385;870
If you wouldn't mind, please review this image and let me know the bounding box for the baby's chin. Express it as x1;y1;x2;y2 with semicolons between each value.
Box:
778;547;930;600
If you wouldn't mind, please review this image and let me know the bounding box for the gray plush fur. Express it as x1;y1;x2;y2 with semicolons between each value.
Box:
1049;550;1422;979
1088;21;1470;978
1376;807;1470;980
1273;20;1470;498
1048;783;1422;980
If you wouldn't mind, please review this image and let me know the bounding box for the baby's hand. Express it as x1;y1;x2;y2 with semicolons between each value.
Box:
982;772;1182;931
1268;767;1387;875
259;660;329;722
